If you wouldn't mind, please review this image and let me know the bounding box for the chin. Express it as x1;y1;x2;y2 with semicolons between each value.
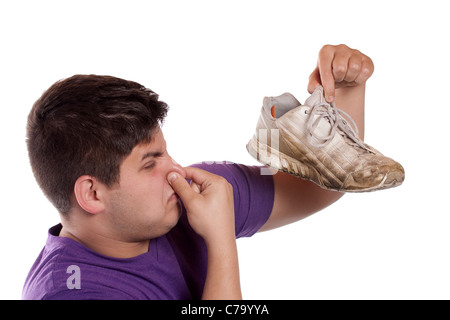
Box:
165;200;183;228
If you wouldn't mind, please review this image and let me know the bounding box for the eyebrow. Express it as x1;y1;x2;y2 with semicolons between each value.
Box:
141;151;163;161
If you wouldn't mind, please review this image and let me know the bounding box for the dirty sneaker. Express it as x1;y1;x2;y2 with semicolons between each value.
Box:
246;86;405;192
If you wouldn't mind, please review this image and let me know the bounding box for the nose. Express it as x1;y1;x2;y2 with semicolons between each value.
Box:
168;156;186;179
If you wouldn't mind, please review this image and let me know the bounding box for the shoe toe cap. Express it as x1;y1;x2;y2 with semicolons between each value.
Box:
341;160;405;192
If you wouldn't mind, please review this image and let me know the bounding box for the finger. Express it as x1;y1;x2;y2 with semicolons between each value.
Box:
190;180;201;194
343;54;363;83
317;46;336;102
167;172;197;203
182;167;213;188
354;57;375;85
307;66;322;94
331;52;351;83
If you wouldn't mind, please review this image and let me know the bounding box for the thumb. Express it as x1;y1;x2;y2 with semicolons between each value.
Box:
167;172;197;203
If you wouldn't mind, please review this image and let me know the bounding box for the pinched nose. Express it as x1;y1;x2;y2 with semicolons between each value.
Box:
169;157;187;179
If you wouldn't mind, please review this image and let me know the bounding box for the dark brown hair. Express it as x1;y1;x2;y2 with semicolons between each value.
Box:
26;74;168;215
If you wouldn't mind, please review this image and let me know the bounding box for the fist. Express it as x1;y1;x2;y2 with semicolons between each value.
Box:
308;44;374;102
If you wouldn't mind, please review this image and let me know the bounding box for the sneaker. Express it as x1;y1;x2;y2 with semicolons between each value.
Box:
246;86;405;192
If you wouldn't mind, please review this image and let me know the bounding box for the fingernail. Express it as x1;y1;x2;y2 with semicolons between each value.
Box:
168;173;177;184
327;96;334;102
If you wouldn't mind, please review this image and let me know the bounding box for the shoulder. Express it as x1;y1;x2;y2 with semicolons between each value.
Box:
23;225;141;300
23;235;132;300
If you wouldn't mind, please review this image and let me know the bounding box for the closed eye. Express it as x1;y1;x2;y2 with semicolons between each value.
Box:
143;162;156;170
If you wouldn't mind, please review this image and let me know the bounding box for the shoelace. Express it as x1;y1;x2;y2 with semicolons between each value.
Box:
306;101;371;151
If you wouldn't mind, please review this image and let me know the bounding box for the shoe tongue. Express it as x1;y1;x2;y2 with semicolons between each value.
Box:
304;86;327;107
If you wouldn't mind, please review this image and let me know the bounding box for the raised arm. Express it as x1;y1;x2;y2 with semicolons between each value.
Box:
308;44;374;139
260;44;374;231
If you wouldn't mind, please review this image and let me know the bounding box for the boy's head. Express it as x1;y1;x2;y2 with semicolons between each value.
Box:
27;75;169;216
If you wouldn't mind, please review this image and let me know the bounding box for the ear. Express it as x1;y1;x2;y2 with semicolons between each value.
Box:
73;175;106;214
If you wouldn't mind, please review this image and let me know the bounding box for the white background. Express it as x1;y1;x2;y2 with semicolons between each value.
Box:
1;0;449;300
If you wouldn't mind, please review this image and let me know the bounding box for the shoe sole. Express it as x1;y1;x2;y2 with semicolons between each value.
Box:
247;135;404;193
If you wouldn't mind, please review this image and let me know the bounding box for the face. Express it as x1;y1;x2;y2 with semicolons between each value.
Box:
103;128;186;242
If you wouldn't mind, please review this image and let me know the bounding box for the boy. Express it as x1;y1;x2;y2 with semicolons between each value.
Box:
23;44;374;299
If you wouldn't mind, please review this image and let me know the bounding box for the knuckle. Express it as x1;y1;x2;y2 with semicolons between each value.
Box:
349;63;361;73
333;65;346;78
360;67;372;77
360;62;374;79
319;44;334;56
336;43;350;50
216;176;233;192
215;175;227;184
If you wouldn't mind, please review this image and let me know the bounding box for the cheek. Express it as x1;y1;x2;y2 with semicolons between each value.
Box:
135;174;170;210
119;168;172;212
148;172;170;198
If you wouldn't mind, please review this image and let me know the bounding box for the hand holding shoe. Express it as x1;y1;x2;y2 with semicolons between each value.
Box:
308;44;374;103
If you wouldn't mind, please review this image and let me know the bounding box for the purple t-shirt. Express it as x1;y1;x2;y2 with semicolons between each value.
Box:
22;163;274;300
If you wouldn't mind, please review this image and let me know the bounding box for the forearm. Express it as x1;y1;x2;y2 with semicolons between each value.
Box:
260;171;343;231
202;237;242;300
335;84;366;140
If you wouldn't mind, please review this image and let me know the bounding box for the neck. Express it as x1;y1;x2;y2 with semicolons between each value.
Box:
59;224;150;259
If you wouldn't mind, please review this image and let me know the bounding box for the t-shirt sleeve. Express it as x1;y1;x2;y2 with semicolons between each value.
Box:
189;162;275;238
